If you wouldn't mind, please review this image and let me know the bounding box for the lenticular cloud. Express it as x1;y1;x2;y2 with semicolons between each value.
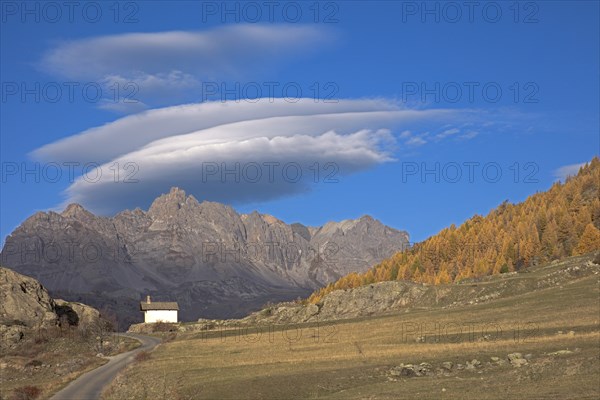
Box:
31;99;471;213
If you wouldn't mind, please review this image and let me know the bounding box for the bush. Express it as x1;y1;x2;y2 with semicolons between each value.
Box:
33;336;48;345
12;386;41;400
152;321;177;333
25;360;43;368
162;332;178;343
261;307;273;316
134;350;151;362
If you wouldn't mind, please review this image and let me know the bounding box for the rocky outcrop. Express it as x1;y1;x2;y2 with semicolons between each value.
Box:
0;267;100;348
0;267;101;348
0;267;57;329
54;299;101;329
1;188;408;327
236;253;600;326
386;353;539;382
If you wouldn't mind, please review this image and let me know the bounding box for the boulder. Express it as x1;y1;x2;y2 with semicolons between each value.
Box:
507;353;528;367
55;299;101;329
0;267;57;348
389;363;430;378
547;350;574;356
0;267;57;328
441;361;454;371
465;359;481;370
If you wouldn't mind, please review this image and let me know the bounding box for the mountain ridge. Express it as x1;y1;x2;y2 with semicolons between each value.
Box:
1;187;409;329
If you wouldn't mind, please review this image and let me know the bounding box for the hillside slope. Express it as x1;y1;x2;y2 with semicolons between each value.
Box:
110;253;600;400
310;157;600;303
139;252;598;330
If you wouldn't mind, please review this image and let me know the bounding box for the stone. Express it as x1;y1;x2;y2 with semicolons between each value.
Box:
441;361;454;371
511;358;528;367
466;359;481;370
548;350;573;356
507;353;523;362
507;353;528;367
389;364;424;378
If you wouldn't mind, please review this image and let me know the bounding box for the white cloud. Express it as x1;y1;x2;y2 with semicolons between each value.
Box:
40;25;334;110
100;70;200;102
459;130;479;140
435;128;460;140
553;162;587;181
32;99;464;164
42;25;331;80
97;99;149;114
63;129;396;213
29;99;484;213
406;136;427;146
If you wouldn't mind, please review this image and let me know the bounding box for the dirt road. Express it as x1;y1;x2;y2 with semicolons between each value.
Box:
50;333;161;400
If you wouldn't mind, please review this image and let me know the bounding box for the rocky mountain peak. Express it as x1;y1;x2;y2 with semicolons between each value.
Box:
61;203;93;219
148;187;193;218
261;214;282;225
163;187;187;203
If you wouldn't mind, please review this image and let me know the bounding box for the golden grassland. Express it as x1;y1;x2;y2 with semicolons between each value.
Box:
103;258;600;400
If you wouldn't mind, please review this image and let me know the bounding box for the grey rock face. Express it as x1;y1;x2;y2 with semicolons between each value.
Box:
0;267;57;329
54;299;101;329
0;267;99;348
1;187;408;327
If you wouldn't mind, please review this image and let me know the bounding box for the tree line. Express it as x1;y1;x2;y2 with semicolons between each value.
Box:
309;157;600;303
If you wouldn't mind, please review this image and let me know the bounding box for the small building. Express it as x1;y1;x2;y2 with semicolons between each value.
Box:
140;295;179;323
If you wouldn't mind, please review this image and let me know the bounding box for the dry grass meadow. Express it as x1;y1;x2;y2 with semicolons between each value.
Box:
0;332;140;400
103;257;600;400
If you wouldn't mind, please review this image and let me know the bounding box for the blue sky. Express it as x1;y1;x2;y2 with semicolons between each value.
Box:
1;1;598;244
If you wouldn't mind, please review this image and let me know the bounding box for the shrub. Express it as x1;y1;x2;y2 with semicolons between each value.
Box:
12;386;41;400
261;307;273;316
162;332;178;343
25;360;42;368
134;350;151;362
152;321;177;333
33;336;48;345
